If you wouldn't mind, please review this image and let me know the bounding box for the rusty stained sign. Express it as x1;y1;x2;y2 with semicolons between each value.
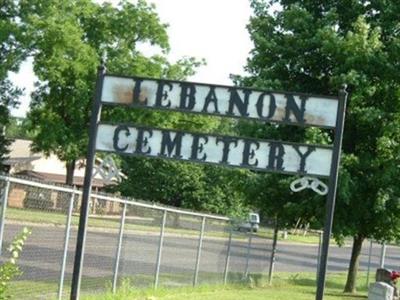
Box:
96;123;333;177
101;75;339;128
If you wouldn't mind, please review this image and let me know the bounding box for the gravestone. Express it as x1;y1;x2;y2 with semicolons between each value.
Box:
368;282;394;300
376;269;393;284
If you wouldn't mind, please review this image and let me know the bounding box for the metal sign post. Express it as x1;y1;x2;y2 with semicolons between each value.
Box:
315;86;348;300
70;65;104;300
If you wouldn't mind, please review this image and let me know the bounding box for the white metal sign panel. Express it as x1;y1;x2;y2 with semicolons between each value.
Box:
96;123;333;177
101;75;339;128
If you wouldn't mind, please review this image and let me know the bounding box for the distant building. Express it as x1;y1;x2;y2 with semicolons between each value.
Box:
2;139;122;214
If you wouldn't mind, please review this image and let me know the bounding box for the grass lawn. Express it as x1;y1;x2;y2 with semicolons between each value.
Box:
6;208;204;237
7;272;369;299
258;227;325;245
81;272;368;300
7;208;332;244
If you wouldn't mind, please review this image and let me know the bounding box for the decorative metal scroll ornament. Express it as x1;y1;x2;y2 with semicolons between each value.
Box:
290;176;328;196
93;155;123;184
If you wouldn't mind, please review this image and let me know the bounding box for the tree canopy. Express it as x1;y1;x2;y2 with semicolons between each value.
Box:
20;0;250;217
22;0;203;183
5;117;35;140
243;0;400;292
0;1;27;168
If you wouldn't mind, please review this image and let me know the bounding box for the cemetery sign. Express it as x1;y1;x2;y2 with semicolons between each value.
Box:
70;67;348;300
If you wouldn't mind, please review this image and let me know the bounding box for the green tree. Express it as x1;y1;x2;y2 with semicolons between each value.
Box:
118;157;249;217
5;117;35;140
23;0;202;184
0;1;27;168
0;1;28;79
242;0;400;293
113;107;248;216
23;0;249;217
239;122;330;230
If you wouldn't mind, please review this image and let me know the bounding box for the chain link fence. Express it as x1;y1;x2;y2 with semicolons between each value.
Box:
0;174;263;299
0;174;396;299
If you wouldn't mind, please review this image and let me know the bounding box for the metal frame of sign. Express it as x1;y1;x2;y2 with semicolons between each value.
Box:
70;65;347;300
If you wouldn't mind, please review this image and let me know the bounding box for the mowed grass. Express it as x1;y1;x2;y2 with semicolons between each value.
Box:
7;272;369;299
7;207;329;244
258;227;325;245
6;207;207;237
81;272;368;300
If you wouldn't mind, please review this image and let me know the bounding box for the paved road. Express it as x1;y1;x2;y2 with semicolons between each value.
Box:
2;222;400;297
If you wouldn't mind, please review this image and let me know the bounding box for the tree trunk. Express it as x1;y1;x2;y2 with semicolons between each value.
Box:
344;234;365;293
65;160;76;185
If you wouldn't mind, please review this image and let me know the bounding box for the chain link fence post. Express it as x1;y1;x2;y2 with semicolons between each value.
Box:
244;223;253;278
366;240;373;287
0;177;10;256
112;202;127;294
154;210;167;288
58;186;76;300
268;218;279;285
193;216;206;286
223;225;233;285
380;243;386;268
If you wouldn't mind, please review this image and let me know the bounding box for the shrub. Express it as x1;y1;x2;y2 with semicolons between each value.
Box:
0;227;31;299
24;189;54;210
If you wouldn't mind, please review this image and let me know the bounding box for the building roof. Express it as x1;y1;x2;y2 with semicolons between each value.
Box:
3;156;41;166
5;139;118;188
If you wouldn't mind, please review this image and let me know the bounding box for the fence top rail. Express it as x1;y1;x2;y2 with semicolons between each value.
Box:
0;174;230;221
0;174;76;193
93;193;230;220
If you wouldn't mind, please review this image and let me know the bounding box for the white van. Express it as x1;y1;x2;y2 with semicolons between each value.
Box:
237;213;260;232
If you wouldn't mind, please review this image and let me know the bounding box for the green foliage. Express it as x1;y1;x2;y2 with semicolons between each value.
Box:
12;0;251;216
0;227;31;299
117;157;249;217
5;117;36;140
81;273;367;300
0;82;21;170
234;118;331;228
0;1;29;80
243;0;400;292
0;0;28;168
22;0;204;179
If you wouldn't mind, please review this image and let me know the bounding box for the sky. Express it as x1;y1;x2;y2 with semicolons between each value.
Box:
8;0;254;118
